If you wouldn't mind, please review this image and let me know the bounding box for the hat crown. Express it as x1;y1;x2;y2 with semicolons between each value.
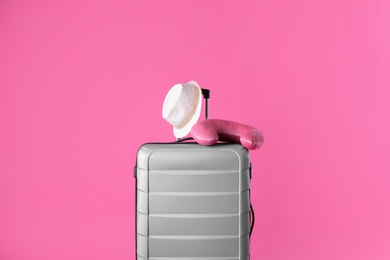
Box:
162;81;202;138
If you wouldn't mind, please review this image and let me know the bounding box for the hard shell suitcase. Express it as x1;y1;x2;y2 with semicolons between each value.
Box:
134;142;253;260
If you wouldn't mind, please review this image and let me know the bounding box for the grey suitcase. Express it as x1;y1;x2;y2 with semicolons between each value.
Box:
134;142;254;260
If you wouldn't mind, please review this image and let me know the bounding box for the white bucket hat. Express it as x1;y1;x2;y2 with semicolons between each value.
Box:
162;81;202;138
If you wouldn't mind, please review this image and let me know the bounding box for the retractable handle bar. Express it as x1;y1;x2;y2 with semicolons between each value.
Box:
201;88;210;119
176;88;210;142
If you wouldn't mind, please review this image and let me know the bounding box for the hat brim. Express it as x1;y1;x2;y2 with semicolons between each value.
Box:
173;81;202;138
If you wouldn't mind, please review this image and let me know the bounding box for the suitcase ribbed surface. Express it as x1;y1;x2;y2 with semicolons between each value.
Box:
136;143;251;260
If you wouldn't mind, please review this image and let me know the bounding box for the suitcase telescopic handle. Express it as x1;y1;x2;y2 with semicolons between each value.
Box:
201;88;210;119
176;88;210;142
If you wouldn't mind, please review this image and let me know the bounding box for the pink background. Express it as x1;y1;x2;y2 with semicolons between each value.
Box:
1;0;390;259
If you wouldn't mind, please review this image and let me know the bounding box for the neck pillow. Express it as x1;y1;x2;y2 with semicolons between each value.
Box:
191;119;264;150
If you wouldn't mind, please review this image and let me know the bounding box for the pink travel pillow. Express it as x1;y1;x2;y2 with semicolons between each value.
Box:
191;119;264;150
